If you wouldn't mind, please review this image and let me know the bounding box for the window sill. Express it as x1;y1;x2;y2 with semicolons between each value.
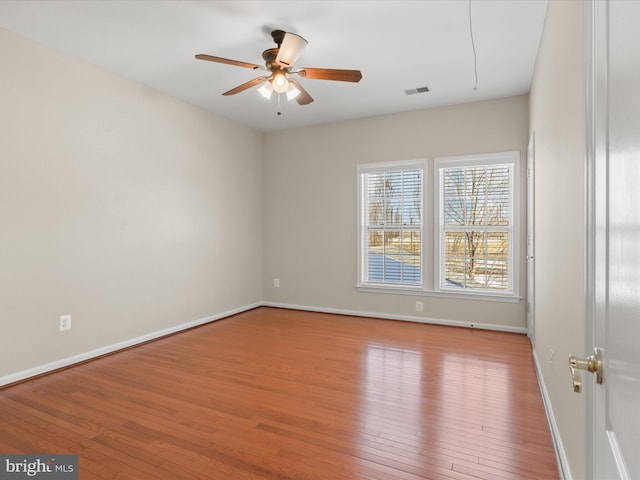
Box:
356;285;522;303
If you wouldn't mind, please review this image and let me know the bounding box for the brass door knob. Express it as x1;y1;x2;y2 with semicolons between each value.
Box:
569;348;603;393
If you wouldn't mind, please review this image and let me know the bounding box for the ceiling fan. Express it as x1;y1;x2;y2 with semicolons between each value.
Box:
195;29;363;106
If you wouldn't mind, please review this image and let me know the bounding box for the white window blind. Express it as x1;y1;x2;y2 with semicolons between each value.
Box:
437;154;517;294
358;163;423;287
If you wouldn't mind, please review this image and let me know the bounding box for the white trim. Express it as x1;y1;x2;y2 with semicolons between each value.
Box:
433;150;520;167
607;430;632;480
584;1;597;477
1;300;528;388
533;350;572;480
357;158;427;290
262;301;527;333
356;154;522;302
356;158;428;175
355;285;522;303
433;150;521;298
0;302;261;387
527;132;536;345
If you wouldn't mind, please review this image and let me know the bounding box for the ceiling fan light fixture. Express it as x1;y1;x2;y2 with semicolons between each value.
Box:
257;81;273;99
286;83;301;101
271;72;289;93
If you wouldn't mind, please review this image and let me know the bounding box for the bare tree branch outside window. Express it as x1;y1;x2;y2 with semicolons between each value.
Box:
442;164;512;291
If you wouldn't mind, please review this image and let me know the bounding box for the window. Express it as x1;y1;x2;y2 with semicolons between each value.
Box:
357;152;519;301
358;161;424;288
435;152;519;296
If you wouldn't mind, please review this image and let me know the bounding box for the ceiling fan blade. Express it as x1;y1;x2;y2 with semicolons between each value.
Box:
275;32;308;68
222;77;269;96
195;54;262;70
297;68;362;83
289;78;314;105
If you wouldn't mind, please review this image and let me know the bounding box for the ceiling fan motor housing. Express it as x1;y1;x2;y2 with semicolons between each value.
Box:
262;48;285;73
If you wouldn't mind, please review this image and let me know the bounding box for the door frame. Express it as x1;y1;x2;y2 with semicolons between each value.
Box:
584;1;603;477
526;132;535;345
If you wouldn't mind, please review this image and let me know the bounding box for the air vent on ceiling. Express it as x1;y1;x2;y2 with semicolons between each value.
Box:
405;86;430;95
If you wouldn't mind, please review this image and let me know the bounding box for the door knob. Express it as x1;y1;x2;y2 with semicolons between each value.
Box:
569;348;603;393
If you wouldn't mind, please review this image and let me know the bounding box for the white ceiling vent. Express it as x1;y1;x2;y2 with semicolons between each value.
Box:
405;86;430;95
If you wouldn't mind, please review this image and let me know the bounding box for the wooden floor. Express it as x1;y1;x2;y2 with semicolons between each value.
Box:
0;307;558;480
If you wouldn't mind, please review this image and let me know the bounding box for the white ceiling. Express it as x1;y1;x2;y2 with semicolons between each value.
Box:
0;0;548;132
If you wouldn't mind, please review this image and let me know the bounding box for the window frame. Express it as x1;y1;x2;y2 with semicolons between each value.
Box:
356;159;427;291
433;151;520;300
356;153;520;303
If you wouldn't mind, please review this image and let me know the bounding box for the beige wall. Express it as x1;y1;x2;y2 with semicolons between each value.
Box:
529;1;586;478
0;28;263;379
263;96;529;330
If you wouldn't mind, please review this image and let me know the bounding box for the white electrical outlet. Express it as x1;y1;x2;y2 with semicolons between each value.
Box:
60;314;71;331
415;301;423;312
273;278;280;288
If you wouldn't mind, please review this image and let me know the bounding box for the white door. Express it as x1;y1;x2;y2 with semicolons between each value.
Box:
587;1;640;478
526;133;535;345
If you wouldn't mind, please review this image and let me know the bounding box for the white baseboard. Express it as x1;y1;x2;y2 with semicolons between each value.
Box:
262;301;528;334
532;350;572;480
1;301;526;388
0;302;261;387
